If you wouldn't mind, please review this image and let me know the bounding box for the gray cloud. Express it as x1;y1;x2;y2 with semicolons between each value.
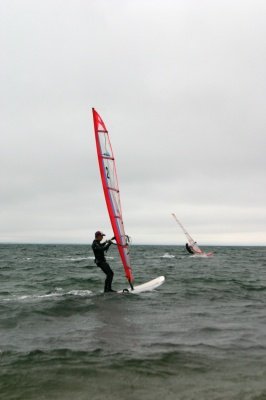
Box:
1;0;266;245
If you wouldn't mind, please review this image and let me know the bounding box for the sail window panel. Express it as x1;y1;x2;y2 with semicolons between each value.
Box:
99;131;113;159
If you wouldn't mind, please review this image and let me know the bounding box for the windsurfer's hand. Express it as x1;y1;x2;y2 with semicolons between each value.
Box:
110;236;116;241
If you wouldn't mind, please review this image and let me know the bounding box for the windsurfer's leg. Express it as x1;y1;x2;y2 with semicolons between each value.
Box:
98;262;114;292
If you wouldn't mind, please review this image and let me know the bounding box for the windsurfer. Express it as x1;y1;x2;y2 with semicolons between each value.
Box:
185;243;194;255
92;231;116;292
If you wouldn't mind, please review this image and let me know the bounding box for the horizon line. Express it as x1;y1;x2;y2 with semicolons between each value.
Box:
0;242;265;247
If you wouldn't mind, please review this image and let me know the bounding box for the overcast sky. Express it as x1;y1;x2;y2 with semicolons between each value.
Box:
1;0;266;246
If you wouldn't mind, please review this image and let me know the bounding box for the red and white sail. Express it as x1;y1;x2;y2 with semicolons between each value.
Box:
171;213;203;254
92;108;134;286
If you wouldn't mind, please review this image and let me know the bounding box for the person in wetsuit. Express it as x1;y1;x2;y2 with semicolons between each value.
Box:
92;231;116;292
185;243;194;254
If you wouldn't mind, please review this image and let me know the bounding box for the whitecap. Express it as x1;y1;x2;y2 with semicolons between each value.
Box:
66;289;92;296
160;253;175;259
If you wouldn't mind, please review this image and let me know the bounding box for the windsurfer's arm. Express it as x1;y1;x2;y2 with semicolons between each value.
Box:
92;240;111;251
108;236;117;245
103;240;113;251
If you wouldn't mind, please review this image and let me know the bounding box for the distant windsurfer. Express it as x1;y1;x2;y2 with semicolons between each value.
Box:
185;243;194;255
92;231;116;293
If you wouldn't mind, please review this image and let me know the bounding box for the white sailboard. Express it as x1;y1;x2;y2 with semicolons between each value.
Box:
117;276;165;294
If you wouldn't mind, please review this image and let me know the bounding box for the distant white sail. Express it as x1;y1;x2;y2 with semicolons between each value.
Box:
171;213;203;254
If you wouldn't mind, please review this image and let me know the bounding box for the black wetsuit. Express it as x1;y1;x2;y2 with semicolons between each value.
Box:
185;243;194;254
92;239;114;292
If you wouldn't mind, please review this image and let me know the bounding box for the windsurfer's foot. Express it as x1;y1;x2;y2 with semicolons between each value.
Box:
104;289;117;293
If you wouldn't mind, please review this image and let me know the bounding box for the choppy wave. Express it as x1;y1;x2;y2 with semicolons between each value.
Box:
1;244;266;400
144;253;176;259
1;347;266;400
1;288;93;303
58;256;95;261
160;253;175;259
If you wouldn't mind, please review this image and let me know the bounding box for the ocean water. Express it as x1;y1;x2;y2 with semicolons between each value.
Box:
0;244;266;400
